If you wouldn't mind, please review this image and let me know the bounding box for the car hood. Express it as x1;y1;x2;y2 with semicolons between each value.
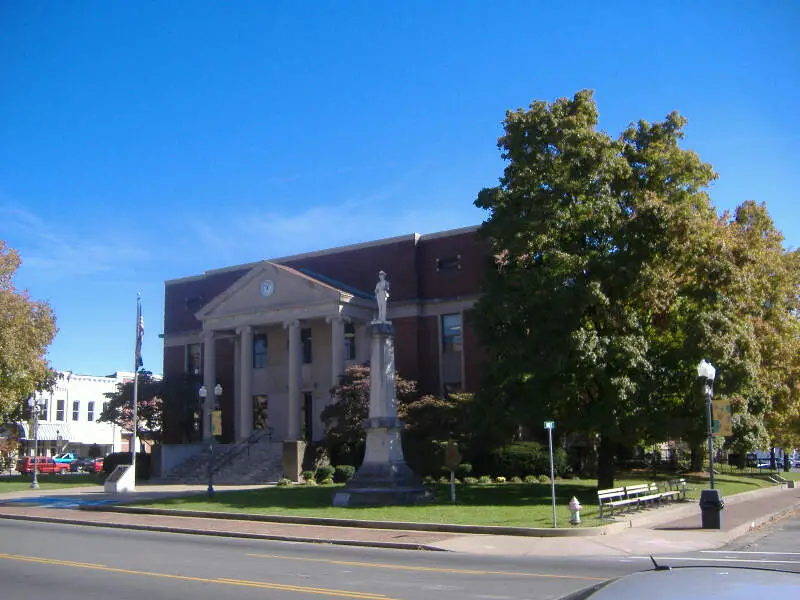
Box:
562;567;800;599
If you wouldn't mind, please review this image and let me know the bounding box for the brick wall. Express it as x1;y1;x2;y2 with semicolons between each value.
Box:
282;238;420;302
164;268;250;335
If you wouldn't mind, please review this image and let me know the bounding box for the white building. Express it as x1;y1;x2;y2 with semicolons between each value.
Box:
17;371;136;457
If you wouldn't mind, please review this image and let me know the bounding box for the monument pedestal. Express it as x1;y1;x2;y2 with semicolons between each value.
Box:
283;440;306;482
333;322;429;507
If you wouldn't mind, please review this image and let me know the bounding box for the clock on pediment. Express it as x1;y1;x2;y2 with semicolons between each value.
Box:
260;280;275;298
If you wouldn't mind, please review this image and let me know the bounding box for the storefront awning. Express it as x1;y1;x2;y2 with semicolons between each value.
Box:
15;422;73;442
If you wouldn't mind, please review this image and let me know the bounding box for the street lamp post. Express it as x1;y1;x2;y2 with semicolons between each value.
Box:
199;384;223;497
26;396;45;489
697;359;717;489
697;359;724;529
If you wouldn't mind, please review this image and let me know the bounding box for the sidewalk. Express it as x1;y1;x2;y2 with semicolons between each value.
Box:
0;483;798;557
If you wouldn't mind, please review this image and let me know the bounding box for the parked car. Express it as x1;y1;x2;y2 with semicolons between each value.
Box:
54;452;81;464
70;457;104;473
16;457;70;474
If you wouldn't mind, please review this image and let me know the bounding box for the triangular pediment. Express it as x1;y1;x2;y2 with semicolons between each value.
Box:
196;262;353;322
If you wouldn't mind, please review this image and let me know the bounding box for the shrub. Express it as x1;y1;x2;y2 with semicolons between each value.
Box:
463;476;479;484
319;477;334;486
277;478;292;487
423;475;436;485
524;475;538;483
495;476;506;483
333;465;356;483
304;479;318;486
438;476;451;484
538;474;550;483
302;470;315;481
456;463;473;478
471;442;569;478
478;475;492;484
510;476;523;483
101;452;151;480
315;465;335;482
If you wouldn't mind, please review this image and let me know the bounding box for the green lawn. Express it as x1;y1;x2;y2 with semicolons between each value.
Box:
134;471;779;528
0;474;102;493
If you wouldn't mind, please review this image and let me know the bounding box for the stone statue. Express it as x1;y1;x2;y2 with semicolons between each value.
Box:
374;270;390;322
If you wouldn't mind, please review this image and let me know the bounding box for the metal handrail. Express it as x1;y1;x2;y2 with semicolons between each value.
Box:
210;427;273;474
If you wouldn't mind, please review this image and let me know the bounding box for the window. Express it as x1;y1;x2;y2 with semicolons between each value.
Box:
253;334;268;369
40;402;48;421
72;401;80;421
344;323;356;361
87;401;95;422
56;400;65;421
436;255;462;271
187;343;202;375
441;313;462;353
301;392;313;441
301;328;312;364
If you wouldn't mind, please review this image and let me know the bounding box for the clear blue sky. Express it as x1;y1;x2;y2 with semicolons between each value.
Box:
1;1;797;377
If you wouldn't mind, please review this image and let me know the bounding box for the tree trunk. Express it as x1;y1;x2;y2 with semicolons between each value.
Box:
690;444;704;472
596;435;615;489
770;447;776;470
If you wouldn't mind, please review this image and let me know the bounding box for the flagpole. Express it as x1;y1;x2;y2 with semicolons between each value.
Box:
131;293;141;479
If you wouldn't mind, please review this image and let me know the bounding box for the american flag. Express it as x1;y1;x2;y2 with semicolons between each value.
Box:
135;296;144;370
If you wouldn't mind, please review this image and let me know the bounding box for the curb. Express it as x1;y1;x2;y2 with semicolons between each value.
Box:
80;505;616;537
722;499;800;542
0;512;445;552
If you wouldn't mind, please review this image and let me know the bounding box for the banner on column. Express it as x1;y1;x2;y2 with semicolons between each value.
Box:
211;410;222;436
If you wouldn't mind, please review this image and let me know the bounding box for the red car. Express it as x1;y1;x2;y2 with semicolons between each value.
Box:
16;457;70;474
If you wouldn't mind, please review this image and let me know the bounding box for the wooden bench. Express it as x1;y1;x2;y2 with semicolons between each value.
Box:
661;478;687;502
597;486;640;518
625;483;663;506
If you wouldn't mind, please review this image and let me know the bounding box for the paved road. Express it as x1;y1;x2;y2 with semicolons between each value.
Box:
4;514;800;600
633;509;800;574
0;519;642;600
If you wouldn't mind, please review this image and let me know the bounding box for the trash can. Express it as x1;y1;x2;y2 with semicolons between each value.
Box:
699;489;725;529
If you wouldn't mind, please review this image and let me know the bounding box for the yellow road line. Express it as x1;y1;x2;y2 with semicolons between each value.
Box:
246;553;606;581
0;553;394;599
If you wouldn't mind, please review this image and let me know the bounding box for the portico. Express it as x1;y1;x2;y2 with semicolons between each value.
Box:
194;262;375;444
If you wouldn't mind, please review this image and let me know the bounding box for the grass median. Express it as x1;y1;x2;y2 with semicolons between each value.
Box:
0;473;102;493
133;471;780;528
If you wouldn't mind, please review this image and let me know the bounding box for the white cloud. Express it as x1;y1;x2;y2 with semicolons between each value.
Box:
0;203;151;278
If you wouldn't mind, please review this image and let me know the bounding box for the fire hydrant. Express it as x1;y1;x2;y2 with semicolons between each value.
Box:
568;496;583;525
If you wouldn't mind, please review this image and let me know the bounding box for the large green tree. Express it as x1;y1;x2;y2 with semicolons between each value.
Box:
473;90;720;488
0;241;58;418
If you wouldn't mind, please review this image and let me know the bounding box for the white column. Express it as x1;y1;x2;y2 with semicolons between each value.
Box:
202;330;215;441
238;325;253;439
328;315;346;388
233;335;240;439
356;322;371;362
286;320;302;440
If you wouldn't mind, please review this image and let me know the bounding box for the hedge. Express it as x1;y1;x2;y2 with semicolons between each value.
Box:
101;452;152;480
470;442;568;478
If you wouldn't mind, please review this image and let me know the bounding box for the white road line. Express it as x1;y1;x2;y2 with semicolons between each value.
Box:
700;550;800;556
629;556;800;565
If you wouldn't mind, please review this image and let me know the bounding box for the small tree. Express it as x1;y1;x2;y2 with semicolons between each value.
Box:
320;363;417;464
99;371;163;448
0;436;17;473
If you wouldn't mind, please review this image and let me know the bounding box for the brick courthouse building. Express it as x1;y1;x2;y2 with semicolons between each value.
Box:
161;225;488;446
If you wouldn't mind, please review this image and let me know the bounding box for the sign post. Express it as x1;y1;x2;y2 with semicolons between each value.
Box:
444;441;462;504
544;420;557;528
